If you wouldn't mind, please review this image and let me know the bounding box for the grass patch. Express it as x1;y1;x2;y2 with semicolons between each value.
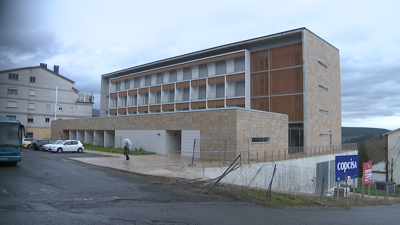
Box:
352;179;400;198
84;144;155;155
214;186;400;208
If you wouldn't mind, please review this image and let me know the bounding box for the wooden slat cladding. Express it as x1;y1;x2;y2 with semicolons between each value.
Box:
138;106;148;112
251;72;268;97
251;49;268;72
270;67;303;95
149;105;161;111
139;88;149;93
111;51;245;83
191;101;207;108
176;103;189;109
226;73;245;82
110;93;118;98
270;95;303;121
162;104;174;110
270;43;302;69
128;107;137;112
176;82;189;88
208;76;225;84
118;108;126;113
207;100;224;107
128;90;137;95
149;86;161;92
226;98;245;106
109;109;117;114
118;91;127;96
251;97;269;112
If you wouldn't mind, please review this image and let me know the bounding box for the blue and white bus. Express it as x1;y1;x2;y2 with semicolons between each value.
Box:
0;117;27;165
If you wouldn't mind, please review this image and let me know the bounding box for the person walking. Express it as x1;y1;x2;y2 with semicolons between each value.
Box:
124;140;130;162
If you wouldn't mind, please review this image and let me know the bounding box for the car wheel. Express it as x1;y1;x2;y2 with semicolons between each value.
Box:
12;162;17;166
27;144;31;149
57;148;63;153
77;148;83;153
39;146;44;151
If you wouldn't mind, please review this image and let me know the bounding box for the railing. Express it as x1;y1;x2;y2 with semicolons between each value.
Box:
167;143;358;168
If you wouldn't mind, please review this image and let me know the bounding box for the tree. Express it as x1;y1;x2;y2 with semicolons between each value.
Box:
358;142;370;177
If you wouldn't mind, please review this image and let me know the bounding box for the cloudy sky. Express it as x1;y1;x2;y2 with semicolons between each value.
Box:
1;0;399;130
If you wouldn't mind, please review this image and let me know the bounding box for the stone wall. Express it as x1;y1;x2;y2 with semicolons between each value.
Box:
52;108;288;153
304;30;342;147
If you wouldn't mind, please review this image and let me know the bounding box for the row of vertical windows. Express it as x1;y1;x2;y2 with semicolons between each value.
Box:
110;80;244;108
112;56;245;91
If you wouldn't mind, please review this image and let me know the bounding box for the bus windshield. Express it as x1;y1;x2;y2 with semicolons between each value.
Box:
0;123;21;147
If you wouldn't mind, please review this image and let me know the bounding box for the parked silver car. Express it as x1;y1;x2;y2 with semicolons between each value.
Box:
43;140;64;151
50;140;84;153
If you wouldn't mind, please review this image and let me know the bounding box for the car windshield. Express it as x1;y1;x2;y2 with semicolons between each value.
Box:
58;141;68;145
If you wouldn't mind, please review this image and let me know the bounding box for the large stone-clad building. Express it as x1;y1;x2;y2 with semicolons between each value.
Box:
52;28;341;155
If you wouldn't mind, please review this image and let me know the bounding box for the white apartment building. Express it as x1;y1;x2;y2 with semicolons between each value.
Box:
0;64;94;139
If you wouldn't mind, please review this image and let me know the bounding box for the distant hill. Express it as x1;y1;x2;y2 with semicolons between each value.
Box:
92;108;100;117
342;127;391;164
342;127;390;142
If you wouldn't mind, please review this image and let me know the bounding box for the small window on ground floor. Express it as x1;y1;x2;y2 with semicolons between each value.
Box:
252;137;270;143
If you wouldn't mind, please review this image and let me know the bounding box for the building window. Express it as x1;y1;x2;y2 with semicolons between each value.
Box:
319;85;328;91
318;60;328;69
156;72;163;84
145;75;151;86
216;83;225;98
28;117;34;123
29;90;35;96
183;87;190;101
216;60;226;75
116;81;121;91
198;85;206;100
235;80;245;96
124;79;130;90
30;76;36;83
7;88;17;94
234;56;245;72
59;105;63;111
319;109;329;114
69;107;74;111
6;115;16;119
169;89;175;102
8;73;18;80
45;118;50;123
132;94;137;106
134;77;140;88
183;67;192;80
6;101;17;108
156;91;161;104
169;70;177;82
144;93;149;105
199;63;208;78
28;103;35;110
252;137;270;143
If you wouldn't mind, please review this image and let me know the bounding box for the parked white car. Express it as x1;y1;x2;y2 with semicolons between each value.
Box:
50;140;84;153
43;140;64;151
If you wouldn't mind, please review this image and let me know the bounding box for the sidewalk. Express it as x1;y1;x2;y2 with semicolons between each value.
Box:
68;150;206;180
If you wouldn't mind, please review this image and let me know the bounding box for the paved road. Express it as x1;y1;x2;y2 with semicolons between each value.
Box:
1;149;399;224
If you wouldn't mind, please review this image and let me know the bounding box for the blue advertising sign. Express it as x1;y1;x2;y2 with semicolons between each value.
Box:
335;155;359;182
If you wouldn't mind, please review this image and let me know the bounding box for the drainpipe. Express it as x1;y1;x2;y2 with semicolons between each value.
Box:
55;86;58;120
